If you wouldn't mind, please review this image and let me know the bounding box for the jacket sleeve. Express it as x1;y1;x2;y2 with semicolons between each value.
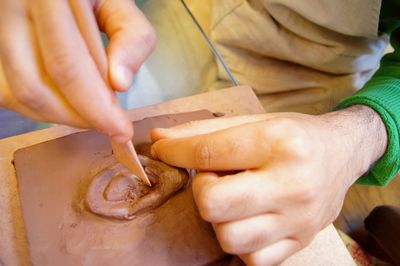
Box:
335;20;400;185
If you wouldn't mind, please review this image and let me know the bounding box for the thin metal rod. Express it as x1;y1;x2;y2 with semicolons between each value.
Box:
180;0;239;86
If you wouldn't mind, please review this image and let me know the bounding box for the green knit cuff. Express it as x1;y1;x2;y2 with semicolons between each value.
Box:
335;79;400;186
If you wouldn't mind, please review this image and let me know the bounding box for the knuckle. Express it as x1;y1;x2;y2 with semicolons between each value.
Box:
0;62;18;108
262;118;312;159
218;226;267;255
0;81;11;108
243;252;264;266
137;25;157;52
0;90;13;108
197;197;214;221
266;117;294;133
12;80;46;111
111;24;157;75
216;225;240;254
284;133;311;159
258;118;290;146
194;140;212;169
295;183;317;204
248;230;270;250
46;50;81;87
196;186;219;221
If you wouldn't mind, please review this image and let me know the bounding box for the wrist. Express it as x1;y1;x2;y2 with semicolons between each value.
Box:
321;105;388;186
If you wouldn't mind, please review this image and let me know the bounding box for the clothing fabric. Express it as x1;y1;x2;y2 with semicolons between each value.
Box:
336;0;400;185
210;0;388;114
210;0;400;185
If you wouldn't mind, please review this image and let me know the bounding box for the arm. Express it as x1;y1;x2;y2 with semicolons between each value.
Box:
148;3;399;265
150;106;386;265
336;5;400;185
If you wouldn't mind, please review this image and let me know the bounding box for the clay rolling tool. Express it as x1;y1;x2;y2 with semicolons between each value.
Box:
111;140;152;186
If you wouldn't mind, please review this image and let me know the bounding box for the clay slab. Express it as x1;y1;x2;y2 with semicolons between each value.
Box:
14;110;227;266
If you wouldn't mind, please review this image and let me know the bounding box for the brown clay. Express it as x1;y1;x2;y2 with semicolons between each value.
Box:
85;155;189;220
14;110;228;266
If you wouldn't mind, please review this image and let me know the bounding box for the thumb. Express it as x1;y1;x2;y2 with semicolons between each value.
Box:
95;0;157;91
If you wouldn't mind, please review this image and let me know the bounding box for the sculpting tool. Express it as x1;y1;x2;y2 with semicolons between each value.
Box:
114;3;234;187
57;3;150;187
111;140;152;186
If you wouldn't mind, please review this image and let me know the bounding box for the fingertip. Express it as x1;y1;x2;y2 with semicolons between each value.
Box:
150;144;158;160
150;139;173;162
192;172;219;192
109;62;134;91
105;15;157;91
109;114;134;143
192;172;220;206
150;128;168;142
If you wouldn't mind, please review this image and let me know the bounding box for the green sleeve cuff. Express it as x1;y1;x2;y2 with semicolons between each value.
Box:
335;77;400;186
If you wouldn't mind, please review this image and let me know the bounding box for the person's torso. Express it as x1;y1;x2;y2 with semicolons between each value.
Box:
211;0;389;114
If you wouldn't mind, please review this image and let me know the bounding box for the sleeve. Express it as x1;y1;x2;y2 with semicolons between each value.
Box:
335;24;400;186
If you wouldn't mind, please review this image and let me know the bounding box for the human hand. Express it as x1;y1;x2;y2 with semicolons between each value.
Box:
0;0;156;142
151;106;387;265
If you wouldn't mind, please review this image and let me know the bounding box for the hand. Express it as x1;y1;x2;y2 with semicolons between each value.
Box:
0;0;156;142
151;106;387;265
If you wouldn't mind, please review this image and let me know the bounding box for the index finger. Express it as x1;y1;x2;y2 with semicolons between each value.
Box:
31;0;132;142
151;114;270;142
151;121;271;171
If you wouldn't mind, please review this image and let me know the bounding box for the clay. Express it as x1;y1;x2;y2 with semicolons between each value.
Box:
14;110;229;266
85;155;189;220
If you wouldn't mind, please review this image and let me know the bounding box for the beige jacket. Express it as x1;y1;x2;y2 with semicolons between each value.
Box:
211;0;389;114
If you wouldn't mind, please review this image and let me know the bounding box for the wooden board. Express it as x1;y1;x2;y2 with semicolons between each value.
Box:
0;86;354;265
15;111;226;266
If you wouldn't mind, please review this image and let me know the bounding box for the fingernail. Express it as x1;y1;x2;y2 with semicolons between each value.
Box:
150;145;158;160
113;64;133;89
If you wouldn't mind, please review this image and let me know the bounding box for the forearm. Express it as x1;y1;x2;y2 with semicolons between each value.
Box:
335;25;400;185
321;105;388;187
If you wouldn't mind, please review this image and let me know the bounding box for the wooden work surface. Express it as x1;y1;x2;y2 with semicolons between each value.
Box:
0;86;354;265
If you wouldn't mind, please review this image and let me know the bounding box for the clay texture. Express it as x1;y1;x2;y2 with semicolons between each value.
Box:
86;155;189;220
14;111;227;266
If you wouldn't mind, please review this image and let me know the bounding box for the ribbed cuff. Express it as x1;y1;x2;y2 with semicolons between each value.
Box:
335;77;400;186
